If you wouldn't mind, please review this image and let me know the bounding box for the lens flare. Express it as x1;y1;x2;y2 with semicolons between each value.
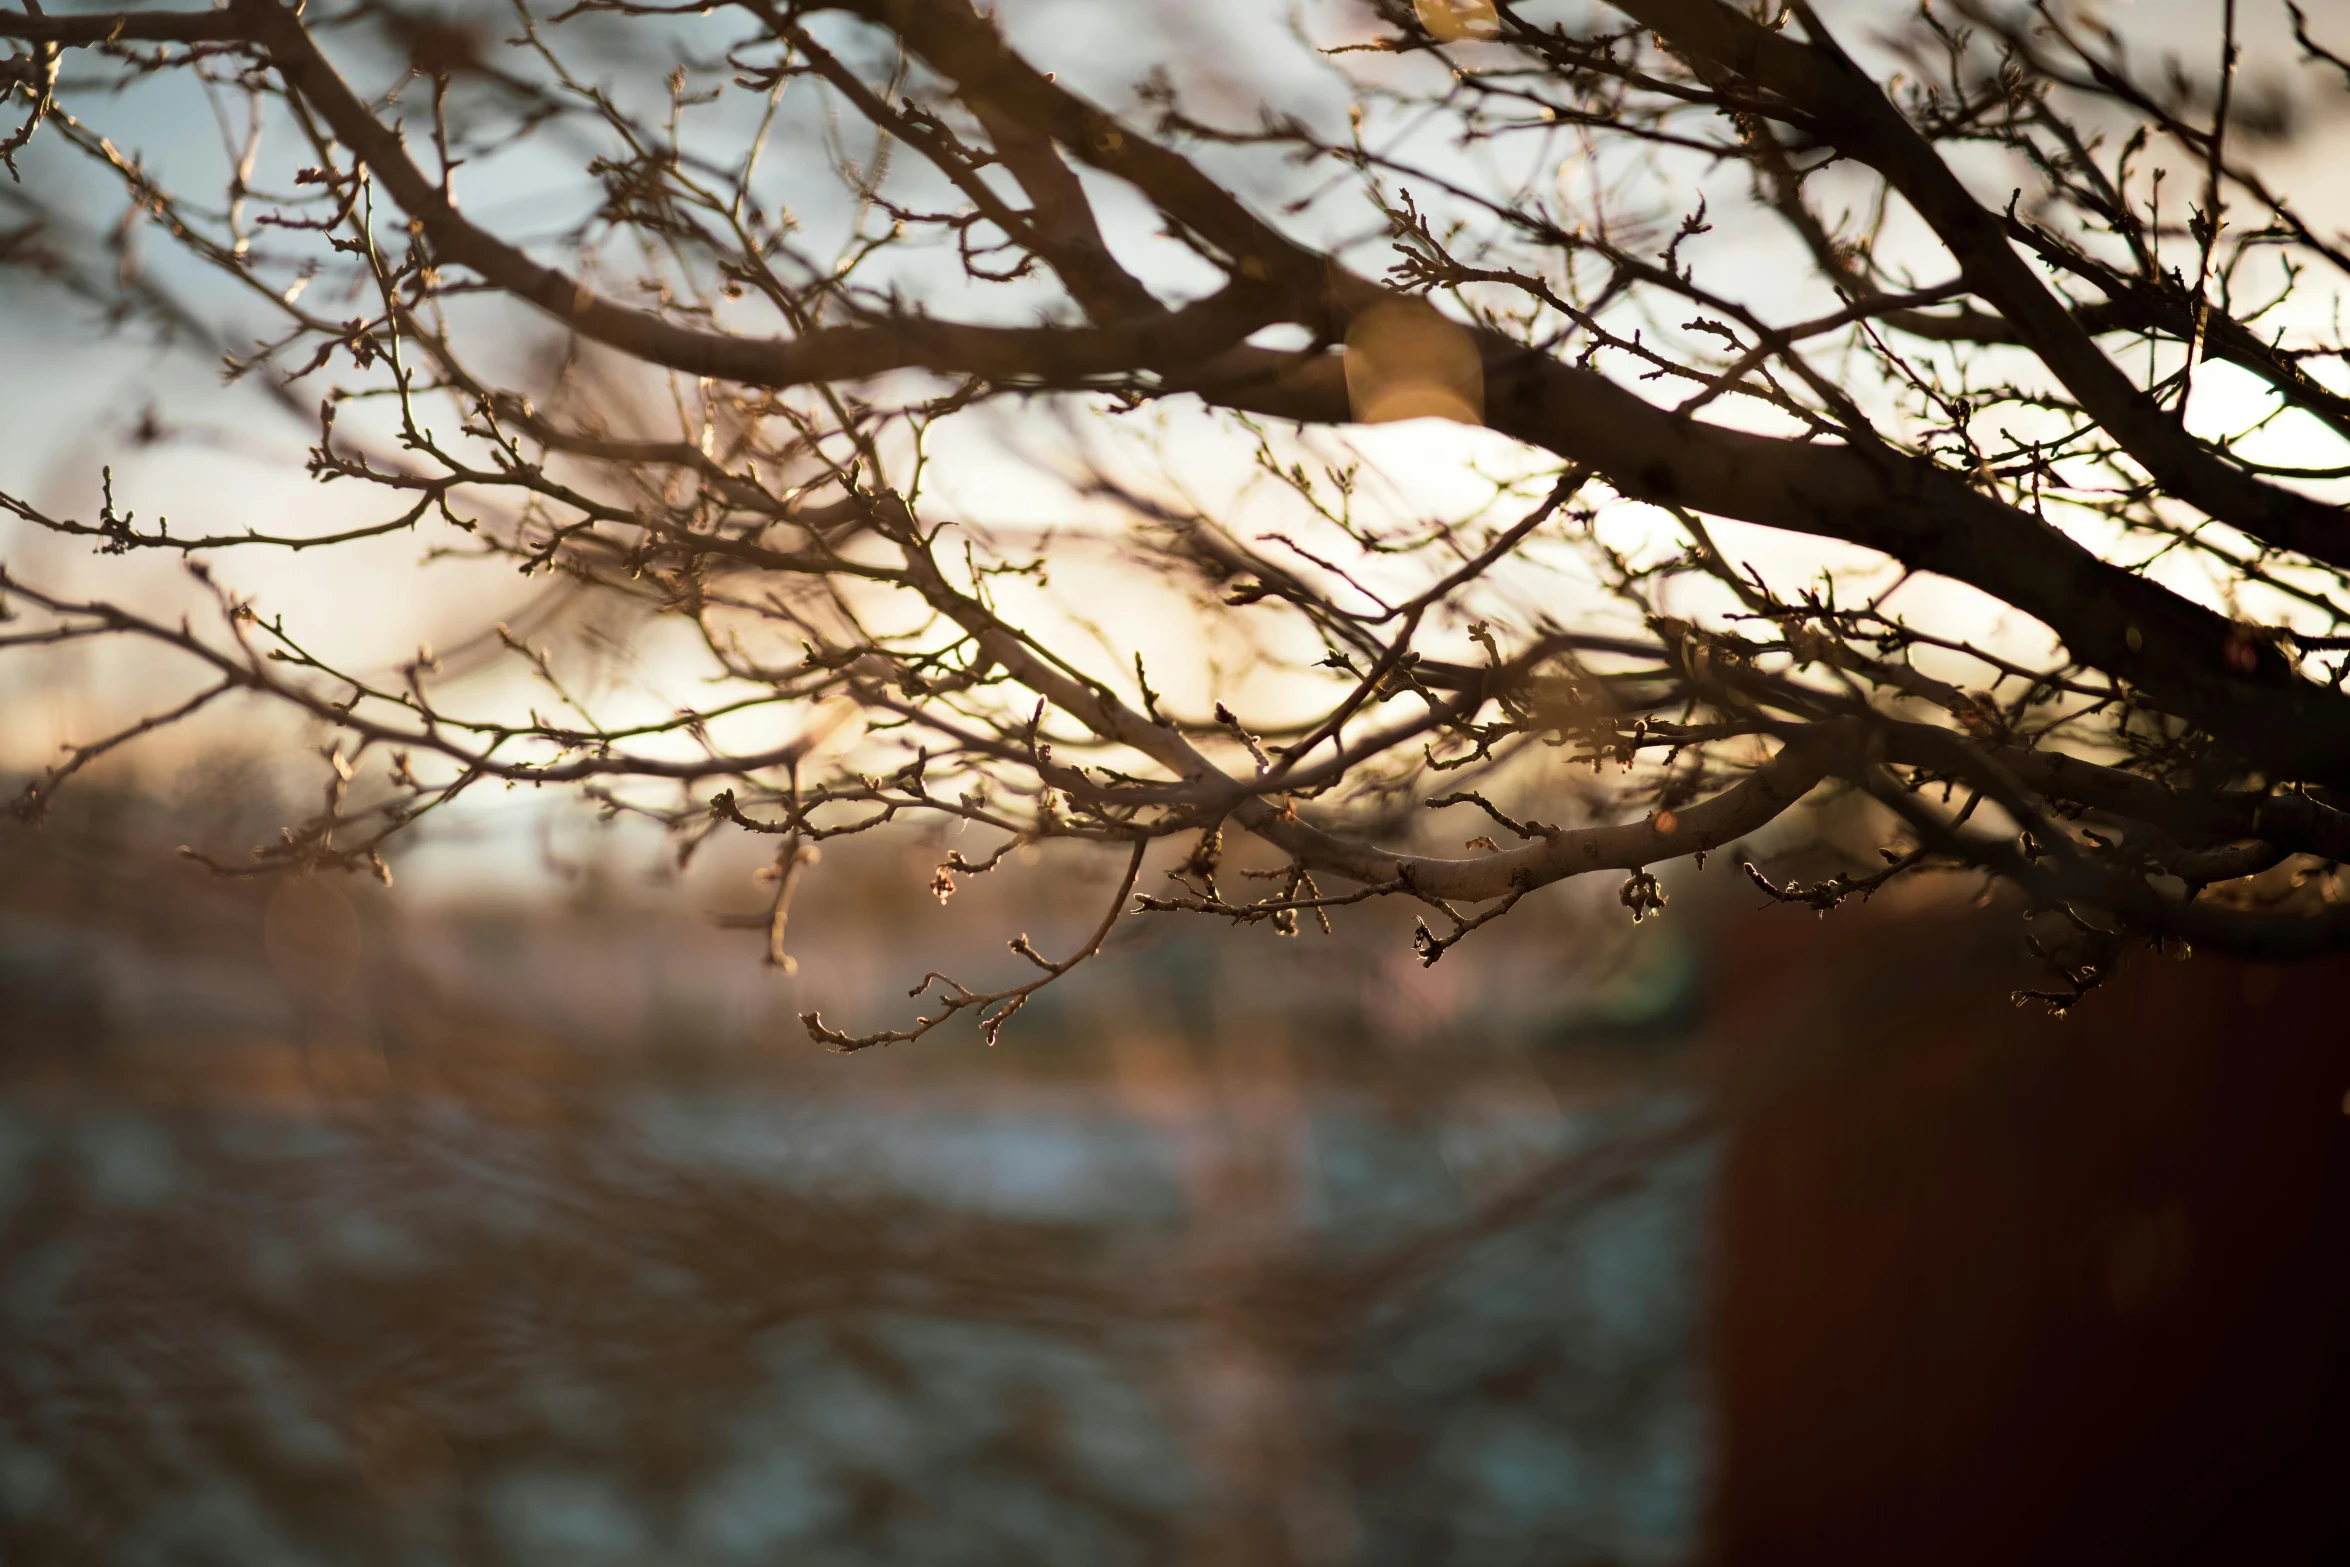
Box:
1414;0;1501;44
1344;300;1485;427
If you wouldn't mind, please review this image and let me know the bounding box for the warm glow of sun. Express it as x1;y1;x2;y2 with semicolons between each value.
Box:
1344;300;1486;428
1414;0;1501;45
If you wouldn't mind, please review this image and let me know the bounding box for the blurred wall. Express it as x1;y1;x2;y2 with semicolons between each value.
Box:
1710;909;2350;1566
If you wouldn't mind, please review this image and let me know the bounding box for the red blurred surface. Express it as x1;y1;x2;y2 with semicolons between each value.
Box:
1710;910;2350;1565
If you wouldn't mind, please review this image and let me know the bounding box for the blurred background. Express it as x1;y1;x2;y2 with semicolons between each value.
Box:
4;773;2348;1566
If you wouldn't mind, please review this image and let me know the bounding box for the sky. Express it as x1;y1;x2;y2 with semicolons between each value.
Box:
5;0;2349;903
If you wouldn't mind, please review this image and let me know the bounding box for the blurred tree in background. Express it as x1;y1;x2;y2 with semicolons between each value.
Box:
7;0;2350;1040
